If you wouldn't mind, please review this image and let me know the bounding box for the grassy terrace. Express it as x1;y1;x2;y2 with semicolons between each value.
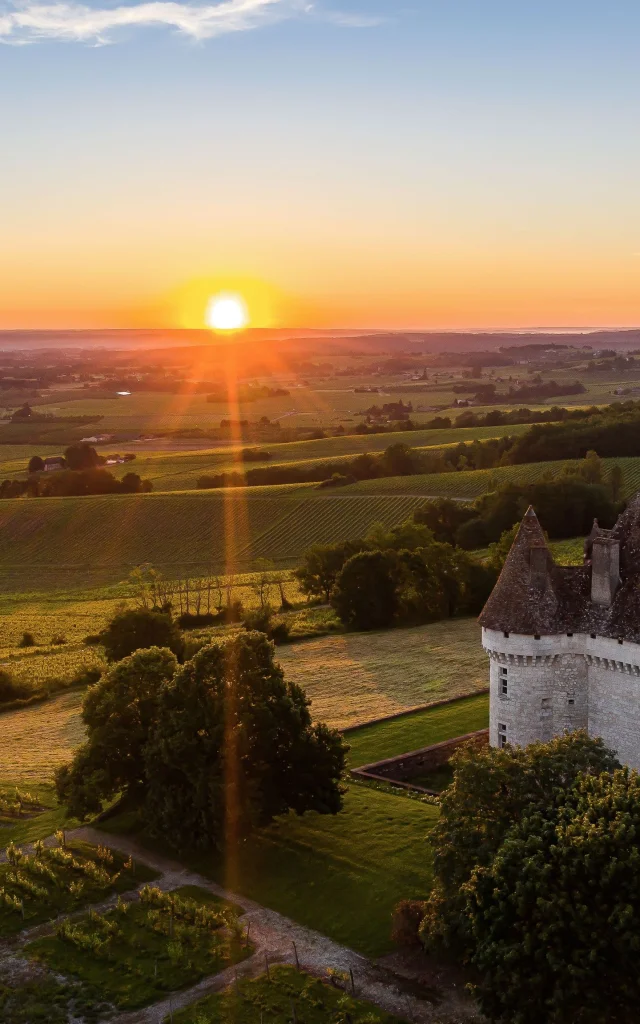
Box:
346;692;489;767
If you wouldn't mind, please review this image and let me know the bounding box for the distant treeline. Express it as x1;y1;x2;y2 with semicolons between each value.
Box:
198;403;640;491
451;380;586;402
0;468;152;499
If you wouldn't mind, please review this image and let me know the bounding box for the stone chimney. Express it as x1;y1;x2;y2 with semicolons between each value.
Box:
591;536;620;607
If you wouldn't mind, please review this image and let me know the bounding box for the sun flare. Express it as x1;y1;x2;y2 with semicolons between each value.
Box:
205;292;249;332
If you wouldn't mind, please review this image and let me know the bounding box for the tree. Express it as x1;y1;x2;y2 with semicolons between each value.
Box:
420;731;620;956
331;550;397;630
100;607;184;662
120;471;142;492
381;442;418;476
467;769;640;1024
414;498;476;545
144;632;347;850
28;455;44;473
55;647;178;820
64;442;99;471
294;541;363;602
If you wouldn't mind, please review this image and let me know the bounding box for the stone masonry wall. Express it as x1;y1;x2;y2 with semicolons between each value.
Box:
482;627;640;769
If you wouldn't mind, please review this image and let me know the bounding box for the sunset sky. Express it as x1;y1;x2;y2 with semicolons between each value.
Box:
2;0;640;331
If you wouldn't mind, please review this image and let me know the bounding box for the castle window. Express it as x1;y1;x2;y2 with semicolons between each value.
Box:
568;698;575;706
498;722;507;748
503;631;510;638
618;639;623;645
534;634;540;640
541;697;551;709
567;633;573;638
590;633;596;639
499;666;508;696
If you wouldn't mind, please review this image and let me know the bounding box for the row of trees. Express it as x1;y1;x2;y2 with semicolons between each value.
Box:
1;468;152;499
56;633;347;851
295;519;498;631
401;732;640;1024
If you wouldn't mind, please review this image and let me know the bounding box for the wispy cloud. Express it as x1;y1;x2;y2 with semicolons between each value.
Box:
0;0;383;44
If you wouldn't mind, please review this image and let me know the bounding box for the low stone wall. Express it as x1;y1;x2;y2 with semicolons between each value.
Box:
351;729;489;793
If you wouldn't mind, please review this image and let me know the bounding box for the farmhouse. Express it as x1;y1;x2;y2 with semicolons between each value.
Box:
480;495;640;769
43;456;66;472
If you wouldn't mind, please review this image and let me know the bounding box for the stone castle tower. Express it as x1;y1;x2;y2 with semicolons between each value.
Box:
479;495;640;769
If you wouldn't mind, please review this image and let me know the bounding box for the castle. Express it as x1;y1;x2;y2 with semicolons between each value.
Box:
479;494;640;769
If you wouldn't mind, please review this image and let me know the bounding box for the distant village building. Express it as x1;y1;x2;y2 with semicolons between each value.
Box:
479;499;640;770
43;456;66;472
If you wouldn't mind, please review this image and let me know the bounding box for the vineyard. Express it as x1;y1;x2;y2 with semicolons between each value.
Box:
246;494;430;564
0;490;433;593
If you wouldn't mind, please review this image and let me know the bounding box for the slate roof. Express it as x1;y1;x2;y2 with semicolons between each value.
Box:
479;494;640;643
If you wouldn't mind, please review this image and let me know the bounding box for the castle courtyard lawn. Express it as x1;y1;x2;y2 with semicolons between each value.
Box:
103;785;438;960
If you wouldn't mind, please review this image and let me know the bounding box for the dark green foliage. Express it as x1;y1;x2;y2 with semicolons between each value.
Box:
0;669;29;704
331;550;398;630
100;607;184;662
144;632;347;850
414;497;477;545
18;631;36;647
242;607;291;644
27;455;45;473
64;443;99;471
295;540;364;601
420;731;621;957
177;611;218;629
56;648;178;819
467;770;640;1024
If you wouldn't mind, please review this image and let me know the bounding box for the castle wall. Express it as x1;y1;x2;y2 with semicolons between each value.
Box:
482;628;640;768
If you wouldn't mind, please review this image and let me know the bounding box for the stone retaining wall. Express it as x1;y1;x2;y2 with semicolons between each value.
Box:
351;728;489;793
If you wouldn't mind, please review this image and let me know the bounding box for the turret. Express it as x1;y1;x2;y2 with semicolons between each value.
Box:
591;536;620;607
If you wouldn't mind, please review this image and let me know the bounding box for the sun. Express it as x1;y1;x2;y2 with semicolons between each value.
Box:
205;292;249;332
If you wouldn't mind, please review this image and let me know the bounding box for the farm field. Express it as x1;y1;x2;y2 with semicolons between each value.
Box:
2;420;535;489
346;455;640;499
0;618;487;782
276;617;486;729
0;490;433;592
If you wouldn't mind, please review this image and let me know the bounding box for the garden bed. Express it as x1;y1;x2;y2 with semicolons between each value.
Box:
26;884;250;1011
0;837;158;936
172;964;406;1024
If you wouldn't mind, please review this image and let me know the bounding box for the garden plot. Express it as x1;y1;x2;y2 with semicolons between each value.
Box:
173;964;406;1024
0;836;157;936
26;884;250;1012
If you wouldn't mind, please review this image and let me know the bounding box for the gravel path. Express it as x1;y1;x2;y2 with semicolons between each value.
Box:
2;825;482;1024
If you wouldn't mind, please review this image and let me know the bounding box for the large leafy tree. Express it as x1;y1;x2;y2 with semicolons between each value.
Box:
144;631;347;850
331;550;397;630
294;540;363;602
56;647;178;819
420;731;620;955
467;769;640;1024
100;607;184;662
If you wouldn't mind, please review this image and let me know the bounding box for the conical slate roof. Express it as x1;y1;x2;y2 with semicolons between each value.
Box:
479;492;640;642
479;507;560;634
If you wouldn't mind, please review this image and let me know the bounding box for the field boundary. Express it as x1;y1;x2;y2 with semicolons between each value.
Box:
341;687;489;735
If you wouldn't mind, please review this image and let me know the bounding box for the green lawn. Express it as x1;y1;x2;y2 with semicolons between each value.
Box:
345;692;489;767
104;784;437;959
173;965;408;1024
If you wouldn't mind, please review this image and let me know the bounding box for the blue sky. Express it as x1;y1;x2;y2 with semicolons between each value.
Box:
2;1;640;328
